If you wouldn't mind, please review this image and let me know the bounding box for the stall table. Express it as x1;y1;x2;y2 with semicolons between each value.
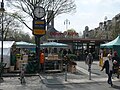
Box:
44;58;63;73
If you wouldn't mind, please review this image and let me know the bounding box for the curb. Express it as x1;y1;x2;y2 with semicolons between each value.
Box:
3;73;40;77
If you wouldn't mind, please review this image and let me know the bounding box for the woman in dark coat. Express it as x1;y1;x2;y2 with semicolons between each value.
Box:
101;54;113;87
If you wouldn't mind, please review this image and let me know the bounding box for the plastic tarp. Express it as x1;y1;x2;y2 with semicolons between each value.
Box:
0;41;15;68
40;42;68;48
100;35;120;48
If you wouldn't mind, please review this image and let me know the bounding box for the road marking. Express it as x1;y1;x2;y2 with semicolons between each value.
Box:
76;66;98;76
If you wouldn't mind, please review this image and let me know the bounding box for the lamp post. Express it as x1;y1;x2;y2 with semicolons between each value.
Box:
64;19;70;30
1;0;4;63
0;0;5;81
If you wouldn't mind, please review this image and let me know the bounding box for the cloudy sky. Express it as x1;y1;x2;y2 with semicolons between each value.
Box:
54;0;120;34
1;0;120;35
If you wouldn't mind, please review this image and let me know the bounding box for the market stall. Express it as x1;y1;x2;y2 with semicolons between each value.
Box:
100;35;120;56
100;35;120;67
11;41;36;71
40;42;68;72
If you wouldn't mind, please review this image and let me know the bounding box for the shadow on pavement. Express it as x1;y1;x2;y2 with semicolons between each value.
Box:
112;85;120;89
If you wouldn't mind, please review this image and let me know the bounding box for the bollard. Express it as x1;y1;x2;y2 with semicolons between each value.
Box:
65;63;67;81
20;63;26;84
88;65;91;80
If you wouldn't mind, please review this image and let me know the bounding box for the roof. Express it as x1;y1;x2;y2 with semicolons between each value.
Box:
47;25;58;32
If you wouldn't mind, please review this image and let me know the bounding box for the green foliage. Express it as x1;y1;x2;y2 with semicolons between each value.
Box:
66;54;77;61
111;23;120;39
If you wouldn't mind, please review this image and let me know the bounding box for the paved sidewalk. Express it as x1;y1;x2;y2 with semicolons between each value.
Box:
39;61;120;85
1;61;120;85
39;71;120;85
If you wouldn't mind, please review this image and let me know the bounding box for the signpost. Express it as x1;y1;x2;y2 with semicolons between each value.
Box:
33;19;46;36
33;6;46;73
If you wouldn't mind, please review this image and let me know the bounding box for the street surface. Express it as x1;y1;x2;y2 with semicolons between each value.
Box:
0;61;120;90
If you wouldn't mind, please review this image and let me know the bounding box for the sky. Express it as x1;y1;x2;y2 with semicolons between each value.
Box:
1;0;120;36
54;0;120;34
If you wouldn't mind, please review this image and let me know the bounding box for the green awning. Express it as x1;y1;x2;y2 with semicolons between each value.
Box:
40;42;68;48
15;41;35;48
100;35;120;48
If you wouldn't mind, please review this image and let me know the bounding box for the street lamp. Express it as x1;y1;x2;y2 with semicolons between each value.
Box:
64;19;70;30
0;0;5;81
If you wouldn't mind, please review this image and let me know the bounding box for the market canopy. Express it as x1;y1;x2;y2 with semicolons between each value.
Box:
15;41;35;48
40;42;68;48
100;35;120;48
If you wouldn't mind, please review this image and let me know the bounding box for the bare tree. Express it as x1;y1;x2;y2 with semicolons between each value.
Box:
0;12;23;40
6;0;76;31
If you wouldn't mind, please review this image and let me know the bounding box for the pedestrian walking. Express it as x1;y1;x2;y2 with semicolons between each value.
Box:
101;53;113;87
85;52;93;80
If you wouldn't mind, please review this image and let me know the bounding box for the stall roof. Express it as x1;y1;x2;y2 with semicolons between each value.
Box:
0;41;15;48
100;35;120;48
40;42;68;48
15;41;35;48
